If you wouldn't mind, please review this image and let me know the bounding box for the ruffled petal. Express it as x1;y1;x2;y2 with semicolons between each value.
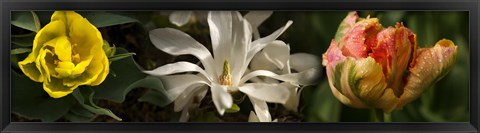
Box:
338;18;382;58
149;28;216;79
334;11;358;43
239;83;289;104
399;39;457;108
43;77;77;98
169;11;193;27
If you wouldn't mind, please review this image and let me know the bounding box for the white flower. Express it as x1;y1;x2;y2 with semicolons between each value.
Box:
146;11;298;119
169;11;208;27
249;40;320;121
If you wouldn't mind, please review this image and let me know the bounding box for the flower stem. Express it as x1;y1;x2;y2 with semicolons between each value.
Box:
374;109;384;122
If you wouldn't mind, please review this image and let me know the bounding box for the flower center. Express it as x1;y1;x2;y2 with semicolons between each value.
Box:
219;59;232;86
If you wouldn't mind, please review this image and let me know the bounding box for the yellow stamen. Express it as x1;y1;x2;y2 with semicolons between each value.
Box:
219;59;232;86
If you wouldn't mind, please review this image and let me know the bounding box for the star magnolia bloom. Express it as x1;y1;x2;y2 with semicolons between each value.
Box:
146;11;301;116
249;40;320;122
322;11;458;113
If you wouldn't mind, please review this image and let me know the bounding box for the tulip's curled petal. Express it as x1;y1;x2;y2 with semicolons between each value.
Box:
249;96;272;122
370;24;416;96
43;77;77;98
19;20;67;82
399;39;458;108
149;28;216;79
338;18;382;58
322;39;346;67
244;11;273;39
334;11;359;43
239;83;289;104
211;83;233;115
169;11;193;27
248;111;260;122
144;62;212;82
347;57;398;112
290;53;320;72
51;11;83;27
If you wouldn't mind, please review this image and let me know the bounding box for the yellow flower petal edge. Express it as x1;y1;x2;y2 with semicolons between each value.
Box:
18;11;109;98
398;39;458;108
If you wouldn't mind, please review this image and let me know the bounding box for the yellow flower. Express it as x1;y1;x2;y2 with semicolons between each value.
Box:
322;11;458;113
18;11;109;98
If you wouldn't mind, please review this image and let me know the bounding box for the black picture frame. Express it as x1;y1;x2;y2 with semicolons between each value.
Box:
1;0;478;132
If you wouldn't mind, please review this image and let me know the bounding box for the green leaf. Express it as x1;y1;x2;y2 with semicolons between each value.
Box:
11;70;76;122
63;104;97;122
11;48;31;55
72;87;122;121
135;76;173;107
12;32;36;47
304;80;341;122
12;11;41;32
93;48;146;102
225;103;240;113
77;11;139;28
109;53;136;62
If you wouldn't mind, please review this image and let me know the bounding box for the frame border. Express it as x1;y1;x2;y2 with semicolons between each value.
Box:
1;0;478;132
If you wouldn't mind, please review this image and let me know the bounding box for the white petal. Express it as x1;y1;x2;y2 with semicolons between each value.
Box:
239;83;289;104
174;84;208;112
244;11;273;39
262;40;290;70
230;18;252;86
208;11;233;75
246;20;293;67
210;83;233;115
144;62;213;82
169;11;193;27
161;74;209;96
240;68;320;85
249;96;272;122
281;82;300;112
250;50;279;72
149;28;217;78
248;111;260;122
290;53;320;72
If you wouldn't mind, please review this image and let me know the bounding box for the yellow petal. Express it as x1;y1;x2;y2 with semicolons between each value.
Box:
54;36;72;62
18;54;43;82
43;77;77;98
399;39;458;108
55;61;75;78
38;49;57;82
33;20;66;56
68;15;103;59
51;11;83;28
89;52;109;86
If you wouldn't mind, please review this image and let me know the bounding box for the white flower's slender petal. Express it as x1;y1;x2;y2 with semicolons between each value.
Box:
262;40;290;70
249;96;272;122
246;21;293;67
161;74;209;97
174;84;208;112
208;11;233;75
290;53;320;72
248;111;260;122
240;68;320;85
239;83;289;104
169;11;193;27
230;19;252;86
149;28;216;78
244;11;273;39
144;62;212;82
211;83;233;115
281;82;301;112
250;50;279;72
